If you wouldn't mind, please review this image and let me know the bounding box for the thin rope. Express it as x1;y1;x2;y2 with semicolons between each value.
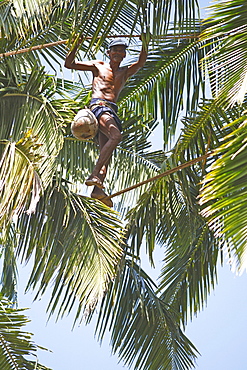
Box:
0;33;200;58
103;152;214;200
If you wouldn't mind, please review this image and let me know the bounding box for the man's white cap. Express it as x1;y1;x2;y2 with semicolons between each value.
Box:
108;38;128;49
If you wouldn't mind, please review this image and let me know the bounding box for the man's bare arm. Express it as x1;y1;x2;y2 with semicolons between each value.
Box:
126;33;150;78
64;40;97;72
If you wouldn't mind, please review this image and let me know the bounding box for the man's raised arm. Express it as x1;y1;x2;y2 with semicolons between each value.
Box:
64;39;97;72
127;33;150;78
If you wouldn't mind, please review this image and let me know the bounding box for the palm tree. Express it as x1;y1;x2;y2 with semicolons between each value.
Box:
1;0;246;369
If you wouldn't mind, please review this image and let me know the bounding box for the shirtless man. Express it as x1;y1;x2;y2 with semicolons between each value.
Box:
65;35;149;206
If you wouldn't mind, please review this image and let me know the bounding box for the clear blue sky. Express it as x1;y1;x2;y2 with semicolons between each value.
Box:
18;1;247;369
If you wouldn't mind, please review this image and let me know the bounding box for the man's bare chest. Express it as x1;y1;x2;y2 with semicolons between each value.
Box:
97;65;127;85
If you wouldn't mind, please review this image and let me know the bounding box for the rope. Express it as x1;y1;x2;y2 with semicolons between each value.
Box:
103;152;214;200
0;33;200;58
0;40;66;58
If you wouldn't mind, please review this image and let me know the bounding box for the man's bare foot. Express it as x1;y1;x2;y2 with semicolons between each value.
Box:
85;175;104;189
91;188;113;207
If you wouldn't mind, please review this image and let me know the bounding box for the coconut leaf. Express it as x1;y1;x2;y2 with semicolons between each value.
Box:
199;114;247;270
0;295;51;370
16;183;124;322
201;0;247;106
93;259;198;370
0;141;40;228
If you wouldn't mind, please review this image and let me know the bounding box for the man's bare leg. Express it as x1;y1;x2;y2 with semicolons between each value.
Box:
85;114;122;187
86;113;122;206
90;132;113;207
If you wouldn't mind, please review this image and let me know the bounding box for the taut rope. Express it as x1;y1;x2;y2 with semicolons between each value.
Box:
103;152;214;200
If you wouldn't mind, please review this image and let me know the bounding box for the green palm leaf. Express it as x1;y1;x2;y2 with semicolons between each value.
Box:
125;151;222;323
175;99;245;158
199;114;247;270
16;183;124;321
158;221;220;325
0;66;64;225
0;68;64;177
201;0;247;106
0;295;51;370
0;140;41;228
0;225;18;301
152;0;200;36
1;0;202;72
93;260;198;370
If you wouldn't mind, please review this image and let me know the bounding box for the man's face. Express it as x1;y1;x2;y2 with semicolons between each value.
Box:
108;45;126;63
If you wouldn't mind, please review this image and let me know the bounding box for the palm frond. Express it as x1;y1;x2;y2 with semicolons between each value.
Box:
124;150;223;324
142;149;167;168
125;150;211;263
1;0;202;73
148;0;201;37
175;99;245;159
0;0;67;45
201;0;247;106
0;0;138;67
93;259;198;370
125;178;170;265
199;114;247;271
0;295;51;370
16;183;124;322
0;224;18;301
0;141;40;228
158;221;220;325
0;68;64;189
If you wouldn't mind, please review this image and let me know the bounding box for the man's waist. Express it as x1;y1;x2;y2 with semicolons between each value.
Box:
89;98;118;112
